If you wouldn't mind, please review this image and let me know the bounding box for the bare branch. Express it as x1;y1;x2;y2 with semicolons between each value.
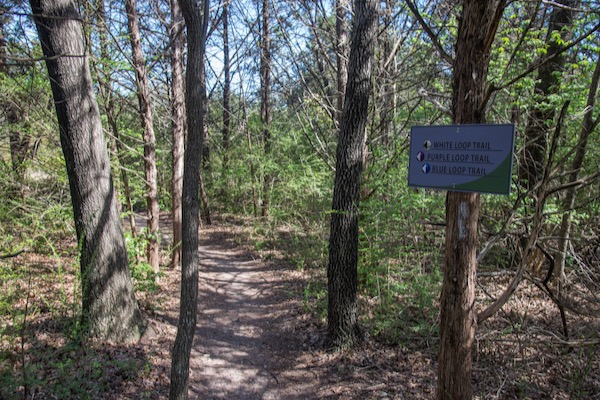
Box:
405;0;453;66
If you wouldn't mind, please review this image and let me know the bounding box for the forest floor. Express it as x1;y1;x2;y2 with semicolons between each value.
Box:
128;215;438;399
1;213;599;399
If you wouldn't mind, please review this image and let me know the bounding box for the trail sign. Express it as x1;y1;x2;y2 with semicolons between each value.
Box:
408;124;515;195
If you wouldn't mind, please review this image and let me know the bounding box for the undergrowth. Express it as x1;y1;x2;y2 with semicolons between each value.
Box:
0;176;160;399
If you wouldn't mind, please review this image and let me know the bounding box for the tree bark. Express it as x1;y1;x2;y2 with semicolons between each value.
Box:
125;0;160;275
519;0;576;189
335;0;350;129
0;4;7;74
260;0;272;217
30;0;144;343
326;0;378;350
379;0;395;147
437;1;505;399
222;0;231;169
170;0;185;269
169;0;208;397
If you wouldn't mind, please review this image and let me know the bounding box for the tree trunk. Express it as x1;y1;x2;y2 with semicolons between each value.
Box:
125;0;160;275
104;96;137;238
199;170;211;225
170;0;185;269
556;55;600;291
7;107;30;187
222;1;231;170
260;0;272;217
95;0;137;238
169;0;208;397
437;1;505;399
0;5;7;74
519;0;576;189
31;0;144;343
200;57;212;222
335;0;350;129
379;0;395;147
243;93;259;217
326;0;378;350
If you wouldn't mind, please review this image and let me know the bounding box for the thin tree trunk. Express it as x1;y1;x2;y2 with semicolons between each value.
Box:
437;1;505;399
242;91;259;217
0;5;6;74
106;101;137;237
379;0;395;147
199;170;211;225
260;0;272;217
170;0;185;269
95;0;137;238
335;0;350;129
169;0;209;397
31;0;144;342
556;55;600;292
7;109;29;187
200;55;211;222
125;0;160;275
326;0;378;350
478;101;570;326
222;1;231;170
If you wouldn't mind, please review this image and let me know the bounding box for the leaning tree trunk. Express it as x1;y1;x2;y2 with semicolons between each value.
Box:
30;0;144;343
556;55;600;291
170;0;185;269
326;0;378;350
437;1;505;399
169;0;209;397
125;0;160;275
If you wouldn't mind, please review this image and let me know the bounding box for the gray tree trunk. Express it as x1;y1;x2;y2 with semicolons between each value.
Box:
30;0;144;343
125;0;160;275
326;0;378;349
335;0;350;129
169;0;209;397
170;0;185;269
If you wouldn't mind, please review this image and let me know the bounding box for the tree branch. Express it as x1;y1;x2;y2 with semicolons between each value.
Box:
0;250;26;259
405;0;453;66
480;21;600;112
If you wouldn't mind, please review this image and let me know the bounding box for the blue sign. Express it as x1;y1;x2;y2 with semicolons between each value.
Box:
408;124;515;195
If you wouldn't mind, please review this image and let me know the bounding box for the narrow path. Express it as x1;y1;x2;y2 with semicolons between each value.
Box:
185;227;324;399
142;215;403;399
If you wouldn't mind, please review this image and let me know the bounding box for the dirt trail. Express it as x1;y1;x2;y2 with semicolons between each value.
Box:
188;234;318;399
143;220;334;399
132;214;436;399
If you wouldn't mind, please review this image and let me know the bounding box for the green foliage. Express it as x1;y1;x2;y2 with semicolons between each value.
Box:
123;231;161;295
355;156;446;345
0;340;150;400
